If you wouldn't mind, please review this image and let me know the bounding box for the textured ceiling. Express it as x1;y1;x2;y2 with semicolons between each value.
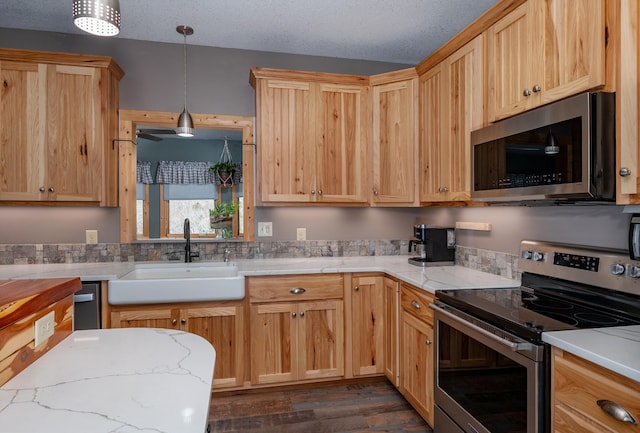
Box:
0;0;497;64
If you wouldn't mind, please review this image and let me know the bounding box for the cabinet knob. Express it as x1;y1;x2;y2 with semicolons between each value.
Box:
620;167;632;177
292;312;297;317
181;319;186;324
411;300;421;309
39;187;45;193
311;190;316;195
425;339;433;345
318;190;323;196
597;400;638;425
439;186;449;193
373;190;379;196
290;287;306;295
300;311;305;317
532;84;541;93
171;319;177;325
354;286;359;291
523;88;531;97
48;186;54;193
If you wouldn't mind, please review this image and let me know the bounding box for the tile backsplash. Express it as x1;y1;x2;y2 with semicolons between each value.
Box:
0;241;519;278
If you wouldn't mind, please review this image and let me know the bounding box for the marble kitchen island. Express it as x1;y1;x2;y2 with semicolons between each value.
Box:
0;328;216;433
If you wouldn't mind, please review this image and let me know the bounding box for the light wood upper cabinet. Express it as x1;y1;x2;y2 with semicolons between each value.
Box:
552;347;640;433
419;35;483;203
486;0;605;121
251;68;369;205
109;300;245;390
370;69;419;206
0;49;122;206
247;274;345;385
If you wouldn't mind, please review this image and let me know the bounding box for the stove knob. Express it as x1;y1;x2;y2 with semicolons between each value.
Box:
532;251;544;262
611;263;626;276
521;250;533;260
629;266;640;278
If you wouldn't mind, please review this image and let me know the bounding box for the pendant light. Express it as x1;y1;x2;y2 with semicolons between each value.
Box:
544;129;560;155
73;0;121;37
176;25;195;137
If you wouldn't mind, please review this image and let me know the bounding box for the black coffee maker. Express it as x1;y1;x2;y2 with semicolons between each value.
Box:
408;224;456;267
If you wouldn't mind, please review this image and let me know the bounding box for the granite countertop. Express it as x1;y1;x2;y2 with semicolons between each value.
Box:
0;255;519;294
542;326;640;382
0;328;216;433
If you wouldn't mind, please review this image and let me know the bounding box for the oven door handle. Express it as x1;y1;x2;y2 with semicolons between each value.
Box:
431;303;536;352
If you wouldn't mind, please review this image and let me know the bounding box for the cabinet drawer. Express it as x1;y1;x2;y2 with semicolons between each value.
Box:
553;349;640;433
400;283;434;323
247;274;344;302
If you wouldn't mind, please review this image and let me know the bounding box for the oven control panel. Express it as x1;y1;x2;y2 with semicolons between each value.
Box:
519;240;640;297
552;253;599;272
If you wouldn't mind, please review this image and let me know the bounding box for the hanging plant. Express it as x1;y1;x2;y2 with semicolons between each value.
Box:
210;137;236;186
209;200;239;229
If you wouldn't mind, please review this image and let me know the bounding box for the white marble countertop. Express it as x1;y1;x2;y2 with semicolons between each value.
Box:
0;255;519;294
542;325;640;382
0;328;216;433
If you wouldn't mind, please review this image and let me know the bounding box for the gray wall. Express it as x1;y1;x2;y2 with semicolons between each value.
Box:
0;28;634;256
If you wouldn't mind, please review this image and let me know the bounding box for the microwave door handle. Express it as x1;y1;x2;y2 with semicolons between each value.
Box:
431;303;535;352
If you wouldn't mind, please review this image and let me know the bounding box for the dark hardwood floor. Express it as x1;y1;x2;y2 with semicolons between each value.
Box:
208;379;433;433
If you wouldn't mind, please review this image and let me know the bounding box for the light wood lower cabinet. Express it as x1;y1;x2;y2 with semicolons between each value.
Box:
247;274;345;385
383;276;400;387
348;273;385;377
399;283;435;426
552;347;640;433
109;301;245;390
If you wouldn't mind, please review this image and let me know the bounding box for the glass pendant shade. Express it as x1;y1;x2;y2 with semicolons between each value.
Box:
177;108;194;137
73;0;121;36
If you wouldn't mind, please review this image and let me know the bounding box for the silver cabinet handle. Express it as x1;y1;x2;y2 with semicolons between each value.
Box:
532;84;541;93
300;311;305;317
290;287;306;295
73;293;95;303
620;168;632;177
354;286;359;291
425;339;432;345
597;400;638;425
39;187;45;192
171;319;177;325
373;190;379;196
49;186;54;192
523;88;531;97
292;312;297;317
311;190;316;195
318;190;323;196
181;318;186;324
411;300;421;309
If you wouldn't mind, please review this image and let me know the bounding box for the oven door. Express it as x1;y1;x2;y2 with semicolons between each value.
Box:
431;302;546;433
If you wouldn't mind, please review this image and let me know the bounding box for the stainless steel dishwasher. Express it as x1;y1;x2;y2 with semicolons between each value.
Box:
74;282;101;330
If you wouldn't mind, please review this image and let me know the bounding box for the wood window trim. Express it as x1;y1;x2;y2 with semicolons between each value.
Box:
118;110;255;243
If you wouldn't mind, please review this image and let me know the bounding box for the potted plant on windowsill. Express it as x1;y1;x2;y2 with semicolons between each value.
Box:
210;201;239;238
210;161;237;186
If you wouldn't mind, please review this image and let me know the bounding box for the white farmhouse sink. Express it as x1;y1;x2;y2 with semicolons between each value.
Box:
108;262;244;305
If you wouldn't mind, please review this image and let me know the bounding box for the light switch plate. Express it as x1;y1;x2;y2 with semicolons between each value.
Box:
34;311;55;347
296;228;306;240
85;229;98;244
258;222;272;237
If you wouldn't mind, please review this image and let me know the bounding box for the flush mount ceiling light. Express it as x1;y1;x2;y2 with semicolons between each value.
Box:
176;25;195;137
72;0;121;37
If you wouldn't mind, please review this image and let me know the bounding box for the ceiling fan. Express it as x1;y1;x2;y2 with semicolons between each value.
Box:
136;128;177;142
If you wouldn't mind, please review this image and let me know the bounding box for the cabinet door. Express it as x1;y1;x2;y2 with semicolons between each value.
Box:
350;274;384;376
0;61;46;201
419;63;445;202
440;35;483;202
316;83;368;204
256;79;315;203
250;302;297;384
110;307;178;329
540;0;605;104
400;311;434;426
372;79;418;205
298;299;344;380
486;1;538;121
383;276;399;387
45;65;102;202
184;305;245;389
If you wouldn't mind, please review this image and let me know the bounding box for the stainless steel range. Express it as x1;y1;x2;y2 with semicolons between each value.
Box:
431;240;640;433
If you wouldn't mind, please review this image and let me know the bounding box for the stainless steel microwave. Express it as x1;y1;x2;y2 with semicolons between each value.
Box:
471;92;616;203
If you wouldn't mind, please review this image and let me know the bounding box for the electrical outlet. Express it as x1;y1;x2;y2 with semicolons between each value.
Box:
296;228;306;241
258;222;273;237
34;311;55;347
85;229;98;244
